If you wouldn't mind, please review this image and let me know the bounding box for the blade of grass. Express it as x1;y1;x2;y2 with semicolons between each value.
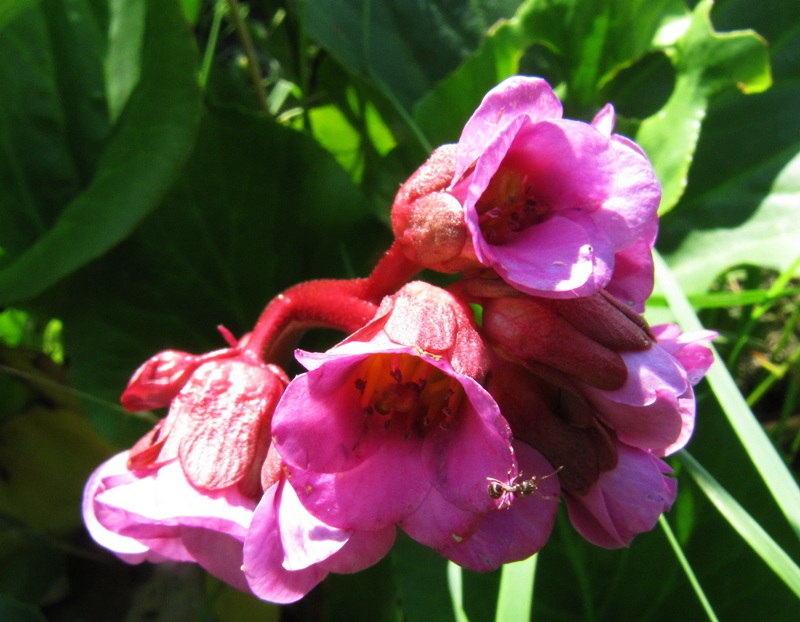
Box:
447;561;470;622
658;516;720;622
654;250;800;541
727;255;800;371
495;556;537;622
680;452;800;599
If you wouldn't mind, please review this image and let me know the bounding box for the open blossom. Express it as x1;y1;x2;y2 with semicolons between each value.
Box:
453;77;661;300
391;76;661;305
270;281;558;570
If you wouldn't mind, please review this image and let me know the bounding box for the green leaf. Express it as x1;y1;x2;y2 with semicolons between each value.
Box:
0;0;201;305
654;251;800;542
105;0;146;123
636;0;771;215
494;556;536;622
658;516;719;622
680;452;800;600
306;0;520;111
391;533;456;622
656;0;800;293
0;0;38;31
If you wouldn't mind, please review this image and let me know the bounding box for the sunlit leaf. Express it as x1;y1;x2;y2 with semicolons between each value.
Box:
0;0;201;305
637;0;771;214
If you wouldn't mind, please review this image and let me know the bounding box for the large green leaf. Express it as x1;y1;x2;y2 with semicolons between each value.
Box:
306;0;520;111
0;0;39;31
42;107;385;443
414;0;689;147
0;0;201;305
636;0;771;215
657;0;800;293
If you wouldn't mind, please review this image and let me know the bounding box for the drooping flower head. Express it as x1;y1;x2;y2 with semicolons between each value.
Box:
269;281;560;570
482;290;715;547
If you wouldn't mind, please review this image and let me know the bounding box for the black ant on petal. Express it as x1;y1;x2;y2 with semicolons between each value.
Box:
487;466;563;508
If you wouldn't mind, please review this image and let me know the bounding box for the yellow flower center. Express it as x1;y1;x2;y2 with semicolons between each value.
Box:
354;353;466;437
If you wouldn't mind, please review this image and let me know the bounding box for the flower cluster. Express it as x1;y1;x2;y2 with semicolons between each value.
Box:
83;76;714;602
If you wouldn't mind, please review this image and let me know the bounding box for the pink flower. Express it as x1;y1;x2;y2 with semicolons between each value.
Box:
482;299;714;548
269;282;553;570
449;76;661;300
83;452;255;591
242;478;396;603
581;325;716;458
83;340;290;593
563;442;677;548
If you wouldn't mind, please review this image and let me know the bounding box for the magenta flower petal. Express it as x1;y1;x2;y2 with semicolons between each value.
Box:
454;76;563;181
591;103;616;136
486;215;607;295
604;219;658;311
271;353;391;474
592;134;662;249
399;485;484;549
564;443;677;548
83;453;181;563
182;528;251;593
438;442;559;571
318;526;397;574
590;388;688;453
286;433;430;531
94;460;254;540
652;324;717;386
597;345;689;407
243;482;328;604
278;479;351;571
422;376;513;513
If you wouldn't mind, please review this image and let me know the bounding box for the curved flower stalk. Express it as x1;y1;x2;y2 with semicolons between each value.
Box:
270;282;560;571
391;76;661;306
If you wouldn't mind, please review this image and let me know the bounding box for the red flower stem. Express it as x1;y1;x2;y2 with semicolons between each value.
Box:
360;241;422;303
247;279;378;363
246;242;421;365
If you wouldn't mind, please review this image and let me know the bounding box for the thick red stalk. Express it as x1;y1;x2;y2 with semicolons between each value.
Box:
247;279;377;363
360;241;422;304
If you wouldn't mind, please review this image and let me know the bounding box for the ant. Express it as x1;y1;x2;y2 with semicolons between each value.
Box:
487;466;563;508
